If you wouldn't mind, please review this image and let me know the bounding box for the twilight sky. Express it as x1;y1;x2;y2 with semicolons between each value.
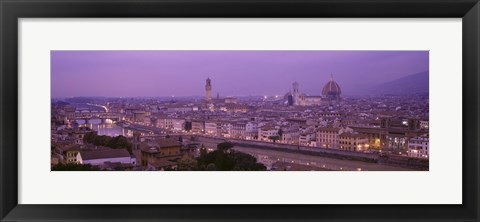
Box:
51;50;428;98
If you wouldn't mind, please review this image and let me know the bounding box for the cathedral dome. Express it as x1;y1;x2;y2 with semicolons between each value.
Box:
322;74;342;96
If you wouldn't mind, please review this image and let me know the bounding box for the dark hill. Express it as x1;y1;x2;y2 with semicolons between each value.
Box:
371;71;429;95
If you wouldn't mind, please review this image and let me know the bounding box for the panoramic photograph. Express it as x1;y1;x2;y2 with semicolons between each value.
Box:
50;50;429;171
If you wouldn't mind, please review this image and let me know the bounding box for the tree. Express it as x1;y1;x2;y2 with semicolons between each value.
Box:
232;152;266;171
278;129;284;137
184;122;192;131
268;136;281;143
93;135;111;146
194;142;266;171
217;142;234;152
177;156;198;171
83;132;97;143
83;133;132;154
107;135;132;153
199;144;207;156
206;163;217;171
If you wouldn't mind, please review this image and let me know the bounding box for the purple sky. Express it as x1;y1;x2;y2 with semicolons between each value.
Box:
51;50;428;97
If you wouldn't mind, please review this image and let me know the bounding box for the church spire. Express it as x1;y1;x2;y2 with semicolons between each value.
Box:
330;73;333;81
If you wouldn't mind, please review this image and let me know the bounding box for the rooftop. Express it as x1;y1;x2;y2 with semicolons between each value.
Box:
80;149;131;160
140;139;181;153
339;133;367;138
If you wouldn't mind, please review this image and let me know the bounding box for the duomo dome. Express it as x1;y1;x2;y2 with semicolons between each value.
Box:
322;74;342;97
285;74;342;107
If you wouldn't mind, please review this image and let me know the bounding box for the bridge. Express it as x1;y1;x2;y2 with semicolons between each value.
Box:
75;112;123;123
119;122;184;136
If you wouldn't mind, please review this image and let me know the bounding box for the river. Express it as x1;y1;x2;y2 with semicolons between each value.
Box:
232;146;413;171
75;119;133;137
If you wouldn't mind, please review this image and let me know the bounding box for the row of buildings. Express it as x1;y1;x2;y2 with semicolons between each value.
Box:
151;115;428;156
51;127;190;170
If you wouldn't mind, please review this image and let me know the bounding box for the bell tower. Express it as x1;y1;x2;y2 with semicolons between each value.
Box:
132;131;142;166
292;82;300;105
205;78;212;101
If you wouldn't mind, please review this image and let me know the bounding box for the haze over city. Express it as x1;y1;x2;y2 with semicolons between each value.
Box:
51;50;429;98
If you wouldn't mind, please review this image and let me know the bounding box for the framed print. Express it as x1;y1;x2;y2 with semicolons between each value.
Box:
1;0;479;221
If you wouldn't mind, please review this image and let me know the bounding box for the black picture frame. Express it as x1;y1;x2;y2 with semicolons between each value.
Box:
1;0;479;221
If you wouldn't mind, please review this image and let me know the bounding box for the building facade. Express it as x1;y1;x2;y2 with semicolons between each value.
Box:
407;134;429;158
192;120;205;134
339;133;369;152
204;121;218;136
316;127;353;149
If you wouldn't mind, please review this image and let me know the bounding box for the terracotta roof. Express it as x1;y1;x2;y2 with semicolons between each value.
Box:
80;149;131;160
339;133;367;138
322;75;342;96
317;127;341;132
140;139;181;153
156;140;181;148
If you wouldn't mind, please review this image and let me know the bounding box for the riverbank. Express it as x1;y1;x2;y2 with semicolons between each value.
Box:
233;146;414;171
192;136;428;171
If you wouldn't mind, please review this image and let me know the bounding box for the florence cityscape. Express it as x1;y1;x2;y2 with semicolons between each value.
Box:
51;50;429;171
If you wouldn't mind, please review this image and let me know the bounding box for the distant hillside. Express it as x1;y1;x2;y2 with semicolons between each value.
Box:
369;71;429;95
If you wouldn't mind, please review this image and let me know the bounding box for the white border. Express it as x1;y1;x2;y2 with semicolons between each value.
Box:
19;18;462;204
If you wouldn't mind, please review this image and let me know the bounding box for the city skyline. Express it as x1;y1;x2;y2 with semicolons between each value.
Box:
51;50;429;171
51;50;429;98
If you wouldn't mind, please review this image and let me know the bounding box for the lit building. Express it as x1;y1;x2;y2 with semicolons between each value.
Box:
407;134;429;158
219;122;233;137
281;130;299;144
316;127;353;149
133;111;147;124
229;122;257;139
204;121;218;136
339;133;369;152
157;117;173;129
172;119;186;132
258;125;279;142
245;122;258;140
231;122;247;139
192;120;205;134
420;119;429;130
65;148;81;163
349;126;384;150
299;131;317;146
143;116;152;126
